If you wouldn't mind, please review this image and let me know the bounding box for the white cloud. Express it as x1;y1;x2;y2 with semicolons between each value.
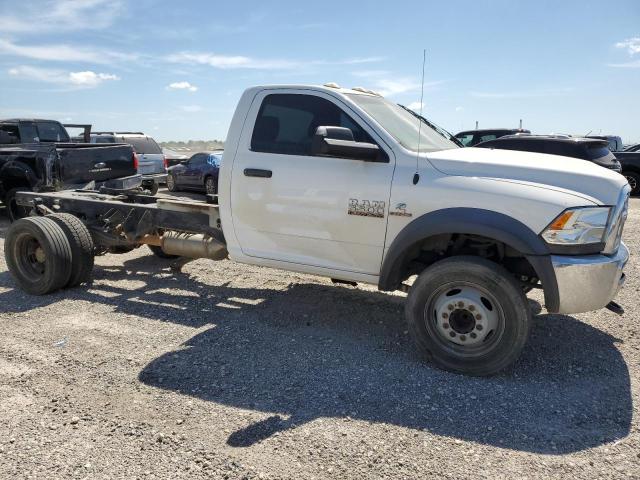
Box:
181;105;203;112
69;71;119;87
8;66;119;88
166;52;382;70
0;39;137;64
615;37;640;56
455;106;464;112
167;81;198;92
0;0;124;33
608;60;640;68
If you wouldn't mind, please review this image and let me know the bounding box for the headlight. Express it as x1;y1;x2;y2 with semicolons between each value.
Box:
542;207;611;246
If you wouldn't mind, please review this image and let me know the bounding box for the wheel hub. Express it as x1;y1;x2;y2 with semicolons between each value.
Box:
431;286;500;347
449;308;476;334
34;246;46;263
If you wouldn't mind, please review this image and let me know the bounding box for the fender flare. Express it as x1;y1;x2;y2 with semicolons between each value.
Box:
378;208;559;311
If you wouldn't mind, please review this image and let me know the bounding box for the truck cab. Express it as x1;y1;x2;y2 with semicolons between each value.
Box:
218;84;629;374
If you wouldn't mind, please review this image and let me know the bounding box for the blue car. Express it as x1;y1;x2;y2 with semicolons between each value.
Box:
166;151;222;194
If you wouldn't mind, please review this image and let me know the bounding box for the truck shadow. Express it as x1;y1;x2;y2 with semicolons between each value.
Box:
0;253;632;455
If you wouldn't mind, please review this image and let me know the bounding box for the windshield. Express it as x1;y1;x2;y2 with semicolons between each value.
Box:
346;94;459;152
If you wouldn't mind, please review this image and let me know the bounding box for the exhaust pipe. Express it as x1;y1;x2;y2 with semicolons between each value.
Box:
160;232;227;260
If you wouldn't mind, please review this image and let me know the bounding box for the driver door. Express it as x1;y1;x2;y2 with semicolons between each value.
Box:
230;90;395;275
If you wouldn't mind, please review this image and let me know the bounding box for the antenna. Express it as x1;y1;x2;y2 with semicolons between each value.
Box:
413;49;426;185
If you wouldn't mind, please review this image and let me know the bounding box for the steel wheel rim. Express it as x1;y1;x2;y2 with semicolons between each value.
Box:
424;281;506;357
167;175;175;190
625;175;637;191
13;232;47;282
205;178;215;194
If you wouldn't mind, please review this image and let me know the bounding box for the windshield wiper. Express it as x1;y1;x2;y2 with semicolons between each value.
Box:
398;104;463;147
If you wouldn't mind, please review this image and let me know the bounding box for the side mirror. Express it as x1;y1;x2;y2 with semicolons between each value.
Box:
311;126;386;162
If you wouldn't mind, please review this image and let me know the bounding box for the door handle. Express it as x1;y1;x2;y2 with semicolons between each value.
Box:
244;168;272;178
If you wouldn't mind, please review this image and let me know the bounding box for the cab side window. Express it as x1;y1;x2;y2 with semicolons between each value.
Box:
251;93;374;156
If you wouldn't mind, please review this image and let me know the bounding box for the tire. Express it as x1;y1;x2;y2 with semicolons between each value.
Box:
406;256;531;376
5;188;32;223
166;174;177;192
148;182;159;196
47;214;95;287
204;176;217;195
624;171;640;196
4;216;73;295
148;244;179;259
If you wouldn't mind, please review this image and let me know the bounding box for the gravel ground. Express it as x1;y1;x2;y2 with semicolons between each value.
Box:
0;194;639;479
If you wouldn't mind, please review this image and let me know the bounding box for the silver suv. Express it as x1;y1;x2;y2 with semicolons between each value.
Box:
91;132;167;193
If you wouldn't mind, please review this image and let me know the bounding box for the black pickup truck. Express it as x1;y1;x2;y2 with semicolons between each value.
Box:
614;144;640;196
0;119;141;220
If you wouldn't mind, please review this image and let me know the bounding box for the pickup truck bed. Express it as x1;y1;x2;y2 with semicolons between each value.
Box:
0;142;140;220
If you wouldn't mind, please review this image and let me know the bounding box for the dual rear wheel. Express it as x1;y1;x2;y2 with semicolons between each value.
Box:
5;214;95;295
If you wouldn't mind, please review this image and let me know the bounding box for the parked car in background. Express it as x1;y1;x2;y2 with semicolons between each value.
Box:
162;147;189;168
454;128;530;147
586;135;624;152
91;132;167;193
167;151;222;194
611;143;640;195
475;135;622;173
0;119;139;221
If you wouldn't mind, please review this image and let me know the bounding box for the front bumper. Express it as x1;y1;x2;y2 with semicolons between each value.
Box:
551;242;629;314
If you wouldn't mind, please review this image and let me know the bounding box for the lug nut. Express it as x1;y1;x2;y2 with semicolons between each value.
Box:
443;323;449;329
470;332;477;339
442;312;449;319
457;301;465;308
448;304;454;311
460;335;466;341
449;331;456;338
475;314;482;320
468;305;475;312
476;324;483;331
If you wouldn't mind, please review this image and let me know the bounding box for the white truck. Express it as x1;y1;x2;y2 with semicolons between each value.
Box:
4;84;630;376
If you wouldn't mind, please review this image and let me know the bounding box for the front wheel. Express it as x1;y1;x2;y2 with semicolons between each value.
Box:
624;171;640;196
406;256;531;376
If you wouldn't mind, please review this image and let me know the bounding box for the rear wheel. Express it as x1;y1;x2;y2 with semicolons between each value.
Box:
48;214;95;287
5;188;32;223
406;256;531;376
205;176;217;195
4;216;73;295
624;171;640;196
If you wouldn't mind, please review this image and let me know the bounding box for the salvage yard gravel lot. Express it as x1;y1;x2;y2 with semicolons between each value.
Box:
0;195;639;479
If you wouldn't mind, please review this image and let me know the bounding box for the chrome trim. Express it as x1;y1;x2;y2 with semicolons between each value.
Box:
603;185;630;254
551;242;629;314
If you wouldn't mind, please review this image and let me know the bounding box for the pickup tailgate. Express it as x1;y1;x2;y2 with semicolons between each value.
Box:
55;143;136;185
